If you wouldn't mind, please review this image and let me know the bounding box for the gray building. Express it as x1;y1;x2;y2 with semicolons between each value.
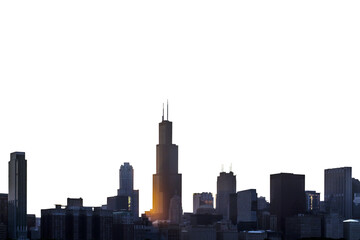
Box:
8;152;27;240
216;171;236;221
285;215;321;240
0;193;7;240
237;189;257;229
305;191;320;213
325;167;352;219
193;193;213;214
324;213;344;239
343;219;360;240
118;162;139;220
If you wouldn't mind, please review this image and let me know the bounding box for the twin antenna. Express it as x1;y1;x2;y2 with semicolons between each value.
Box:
162;100;169;121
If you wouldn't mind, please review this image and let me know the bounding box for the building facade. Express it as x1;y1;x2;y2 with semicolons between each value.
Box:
193;193;213;214
8;152;27;240
324;167;352;219
237;189;257;230
305;191;320;213
216;171;236;221
149;106;182;221
270;173;305;233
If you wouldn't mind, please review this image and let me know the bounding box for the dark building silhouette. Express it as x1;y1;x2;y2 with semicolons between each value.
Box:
0;194;8;240
148;104;182;221
216;171;236;221
107;162;139;220
8;152;27;240
236;189;257;231
41;198;113;240
285;215;322;240
270;173;305;233
193;192;214;214
324;167;352;219
352;178;360;218
305;190;320;214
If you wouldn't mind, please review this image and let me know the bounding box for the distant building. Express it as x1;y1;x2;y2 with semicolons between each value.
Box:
148;105;182;221
285;215;321;240
237;189;257;231
193;193;213;214
352;178;360;218
305;191;320;213
107;162;139;221
8;152;27;240
0;193;7;240
323;213;344;239
343;219;360;240
169;195;182;224
216;171;236;221
270;173;305;232
187;225;216;240
257;197;269;211
41;198;113;240
325;167;352;219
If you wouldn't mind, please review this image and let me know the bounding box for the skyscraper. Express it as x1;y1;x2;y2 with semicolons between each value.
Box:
216;171;236;221
107;162;139;220
149;104;182;221
118;162;139;220
324;167;352;219
8;152;27;240
270;173;305;233
237;189;258;230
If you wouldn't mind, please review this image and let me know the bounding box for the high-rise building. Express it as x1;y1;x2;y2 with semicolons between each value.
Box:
324;167;352;219
305;191;320;213
148;104;182;221
8;152;27;240
216;171;236;221
193;193;213;214
237;189;257;230
119;163;139;220
118;163;134;196
270;173;305;233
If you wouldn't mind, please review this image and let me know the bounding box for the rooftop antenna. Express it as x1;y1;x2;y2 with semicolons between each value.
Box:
167;99;169;120
230;163;232;172
162;103;164;121
221;164;224;172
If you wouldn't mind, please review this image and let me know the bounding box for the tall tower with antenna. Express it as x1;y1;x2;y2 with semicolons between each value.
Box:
148;102;182;221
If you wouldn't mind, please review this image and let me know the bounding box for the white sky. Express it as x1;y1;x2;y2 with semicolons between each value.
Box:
1;1;360;217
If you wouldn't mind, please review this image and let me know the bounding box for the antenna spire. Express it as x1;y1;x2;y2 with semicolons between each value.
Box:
230;163;232;172
162;103;164;121
167;99;169;120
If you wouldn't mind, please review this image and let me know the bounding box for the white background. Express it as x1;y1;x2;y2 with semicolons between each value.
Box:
1;0;360;217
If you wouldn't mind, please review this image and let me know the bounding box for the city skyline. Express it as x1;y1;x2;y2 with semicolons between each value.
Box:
1;0;360;219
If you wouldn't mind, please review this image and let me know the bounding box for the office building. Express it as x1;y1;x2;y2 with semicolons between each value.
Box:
285;215;322;240
270;173;305;232
305;191;320;213
216;171;236;221
107;162;139;221
8;152;27;240
237;189;257;230
344;219;360;240
325;167;352;219
193;193;213;214
148;104;182;221
352;178;360;218
42;198;113;240
0;193;7;240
